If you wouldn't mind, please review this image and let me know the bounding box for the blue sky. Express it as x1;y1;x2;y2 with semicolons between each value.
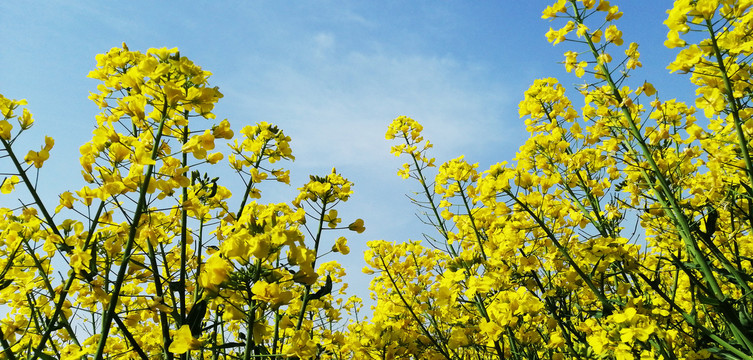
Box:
1;1;693;308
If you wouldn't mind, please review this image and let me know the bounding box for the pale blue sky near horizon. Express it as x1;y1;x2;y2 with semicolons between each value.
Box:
1;1;694;311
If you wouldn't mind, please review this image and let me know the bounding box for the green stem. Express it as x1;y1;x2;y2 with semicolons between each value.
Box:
146;238;174;360
458;182;488;261
112;313;150;360
29;201;105;360
505;188;614;315
295;200;328;331
180;119;189;336
93;101;170;360
704;18;753;191
0;137;65;249
377;254;452;360
0;328;17;360
236;142;269;221
572;0;726;303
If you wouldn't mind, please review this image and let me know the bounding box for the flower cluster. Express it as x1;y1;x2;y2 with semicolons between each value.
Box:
0;44;362;359
350;1;753;359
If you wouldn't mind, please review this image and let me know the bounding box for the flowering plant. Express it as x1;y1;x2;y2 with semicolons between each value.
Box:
0;44;363;359
351;1;753;359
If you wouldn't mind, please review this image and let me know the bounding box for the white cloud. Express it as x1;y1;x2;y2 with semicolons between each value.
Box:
213;44;526;308
312;32;336;59
221;48;516;171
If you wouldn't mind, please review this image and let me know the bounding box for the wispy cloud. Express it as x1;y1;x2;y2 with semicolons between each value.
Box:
221;42;516;170
213;29;524;306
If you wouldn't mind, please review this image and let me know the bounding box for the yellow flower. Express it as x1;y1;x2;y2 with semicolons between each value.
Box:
69;248;92;275
332;236;350;255
348;218;365;233
168;325;201;354
664;30;687;48
108;142;130;163
542;0;567;19
1;176;19;194
25;137;52;168
55;191;76;213
211;119;234;139
604;24;623;45
0;120;12;140
323;209;341;228
18;108;33;129
285;330;317;358
251;280;293;309
199;254;231;292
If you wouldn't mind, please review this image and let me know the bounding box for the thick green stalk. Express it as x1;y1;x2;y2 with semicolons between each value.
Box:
569;1;753;353
243;259;262;360
571;0;726;300
0;329;17;360
180;120;189;335
145;238;174;360
704;19;753;191
93;102;170;360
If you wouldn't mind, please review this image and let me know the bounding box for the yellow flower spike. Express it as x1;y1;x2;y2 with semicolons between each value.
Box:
168;325;201;354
